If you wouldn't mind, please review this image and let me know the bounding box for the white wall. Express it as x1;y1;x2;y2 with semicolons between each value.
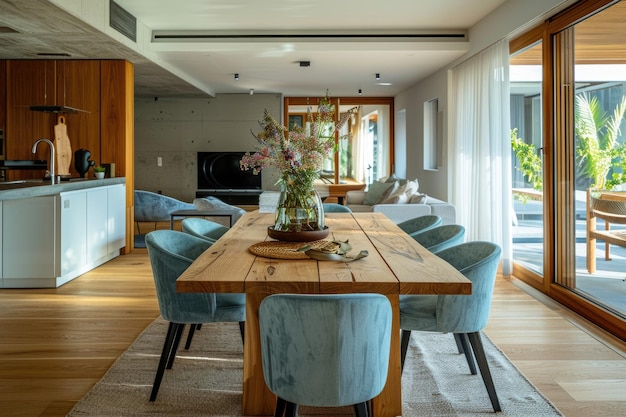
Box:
134;93;281;201
394;0;576;202
395;71;448;201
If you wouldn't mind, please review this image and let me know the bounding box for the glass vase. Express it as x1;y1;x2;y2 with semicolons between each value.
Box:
274;173;325;233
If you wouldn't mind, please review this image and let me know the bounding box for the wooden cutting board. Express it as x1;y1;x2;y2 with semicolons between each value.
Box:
54;115;72;176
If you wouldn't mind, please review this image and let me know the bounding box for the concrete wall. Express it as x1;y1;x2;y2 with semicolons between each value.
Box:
134;93;281;201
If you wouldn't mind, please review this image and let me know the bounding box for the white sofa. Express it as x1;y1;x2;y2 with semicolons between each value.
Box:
345;190;456;224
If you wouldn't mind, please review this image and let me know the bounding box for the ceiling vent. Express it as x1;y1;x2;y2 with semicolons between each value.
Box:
110;0;136;42
152;31;468;42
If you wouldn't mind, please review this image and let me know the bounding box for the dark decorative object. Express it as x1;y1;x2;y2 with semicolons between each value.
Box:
74;149;95;178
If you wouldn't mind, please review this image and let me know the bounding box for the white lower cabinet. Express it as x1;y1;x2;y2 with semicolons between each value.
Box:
1;184;126;288
2;195;58;283
60;190;88;278
107;184;126;254
87;187;109;264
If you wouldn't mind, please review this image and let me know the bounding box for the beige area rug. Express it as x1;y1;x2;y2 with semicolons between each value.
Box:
67;318;562;417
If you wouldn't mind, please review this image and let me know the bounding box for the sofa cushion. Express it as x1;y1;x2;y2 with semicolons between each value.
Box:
363;180;397;205
193;196;246;224
380;179;419;204
383;173;408;186
409;193;427;204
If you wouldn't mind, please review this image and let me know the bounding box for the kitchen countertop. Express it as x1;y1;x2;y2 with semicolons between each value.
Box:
0;177;126;201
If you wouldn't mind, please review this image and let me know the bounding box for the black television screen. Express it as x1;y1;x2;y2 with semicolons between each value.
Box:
197;152;262;190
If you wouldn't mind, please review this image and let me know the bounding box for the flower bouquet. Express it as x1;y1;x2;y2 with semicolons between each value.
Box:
241;93;354;237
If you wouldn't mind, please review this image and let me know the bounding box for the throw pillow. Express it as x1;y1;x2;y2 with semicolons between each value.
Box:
363;180;396;205
381;179;419;204
383;173;407;186
409;193;427;204
376;180;399;203
193;197;246;224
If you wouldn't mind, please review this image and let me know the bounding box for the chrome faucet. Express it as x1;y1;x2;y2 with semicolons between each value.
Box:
32;138;56;184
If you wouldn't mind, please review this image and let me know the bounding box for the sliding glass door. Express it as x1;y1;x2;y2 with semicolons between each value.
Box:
553;1;626;319
511;0;626;339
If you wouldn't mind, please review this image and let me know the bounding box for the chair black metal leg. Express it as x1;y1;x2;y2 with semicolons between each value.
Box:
166;323;186;369
467;331;501;412
274;396;286;417
400;330;412;372
185;323;198;350
150;321;177;401
354;401;369;417
239;321;245;343
457;333;477;375
285;401;297;417
453;333;464;353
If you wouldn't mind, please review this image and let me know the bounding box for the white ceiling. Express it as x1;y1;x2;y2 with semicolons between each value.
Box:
0;0;508;98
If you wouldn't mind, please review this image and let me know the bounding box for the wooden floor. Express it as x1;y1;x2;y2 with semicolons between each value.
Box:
0;249;624;417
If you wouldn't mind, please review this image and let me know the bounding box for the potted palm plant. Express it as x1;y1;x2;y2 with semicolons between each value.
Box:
575;93;626;192
575;93;626;216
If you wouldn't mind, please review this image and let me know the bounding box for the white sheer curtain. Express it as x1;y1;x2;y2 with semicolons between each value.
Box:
449;40;512;275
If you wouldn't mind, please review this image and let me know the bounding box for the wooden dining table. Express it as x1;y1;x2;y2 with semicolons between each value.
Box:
177;211;471;417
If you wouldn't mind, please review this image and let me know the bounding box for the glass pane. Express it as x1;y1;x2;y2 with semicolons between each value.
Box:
510;41;544;276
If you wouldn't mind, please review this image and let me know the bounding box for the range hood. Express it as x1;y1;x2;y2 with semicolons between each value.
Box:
29;105;88;114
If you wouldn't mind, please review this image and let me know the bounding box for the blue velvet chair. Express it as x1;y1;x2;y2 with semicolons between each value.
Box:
410;224;465;253
181;217;229;243
396;214;442;236
399;241;502;412
322;202;352;213
134;190;196;247
259;293;392;417
145;230;246;401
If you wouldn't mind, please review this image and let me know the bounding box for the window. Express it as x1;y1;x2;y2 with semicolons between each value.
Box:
423;98;439;170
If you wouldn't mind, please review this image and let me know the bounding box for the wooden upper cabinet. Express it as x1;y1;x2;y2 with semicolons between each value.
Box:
6;60;56;166
56;60;101;170
6;60;101;177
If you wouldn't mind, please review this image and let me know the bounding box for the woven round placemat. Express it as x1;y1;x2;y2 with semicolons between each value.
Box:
249;240;331;259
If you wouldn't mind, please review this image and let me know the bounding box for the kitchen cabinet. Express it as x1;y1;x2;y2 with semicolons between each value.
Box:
60;190;87;277
87;187;108;263
5;60;101;178
2;195;58;282
1;183;126;288
3;59;135;251
107;184;126;253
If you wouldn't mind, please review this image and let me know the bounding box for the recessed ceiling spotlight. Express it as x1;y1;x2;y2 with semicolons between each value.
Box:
234;73;239;81
375;73;380;80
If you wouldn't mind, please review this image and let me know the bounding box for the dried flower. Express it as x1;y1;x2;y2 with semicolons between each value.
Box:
240;92;355;179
